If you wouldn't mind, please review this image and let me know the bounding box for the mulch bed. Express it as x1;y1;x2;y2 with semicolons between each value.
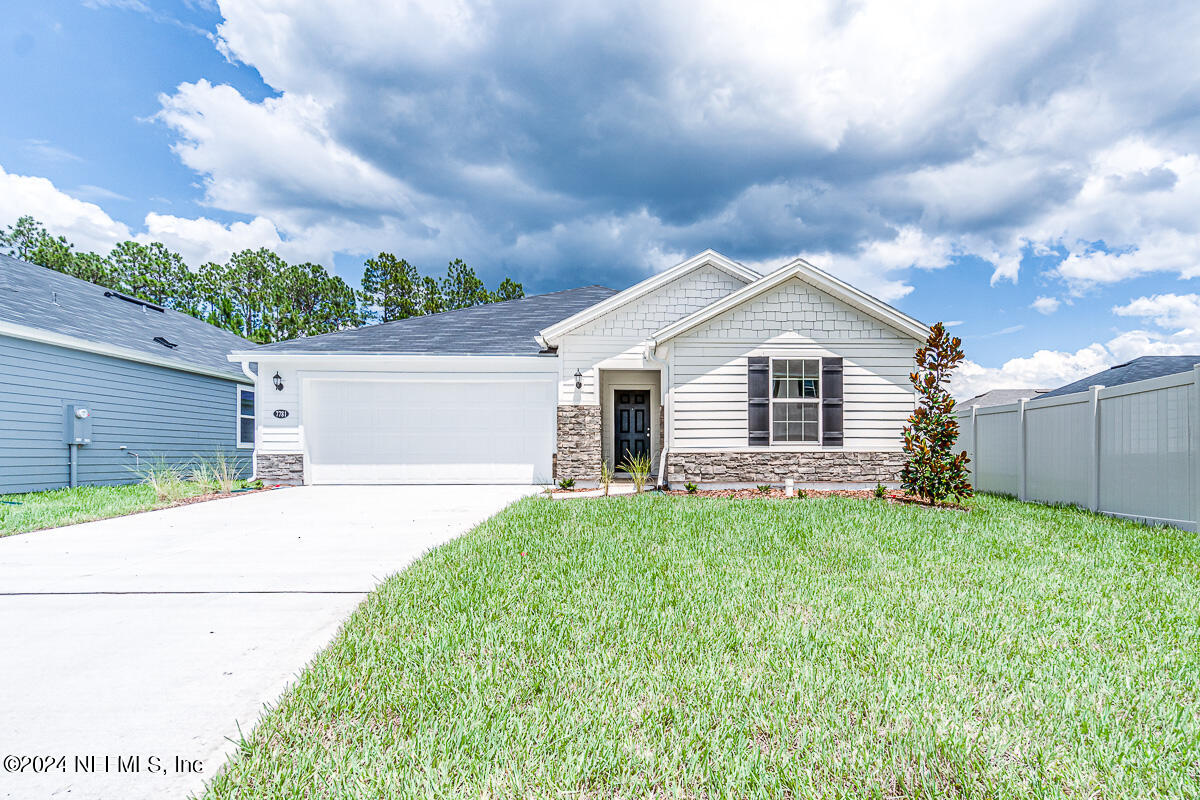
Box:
661;486;970;510
664;487;871;499
168;485;280;507
549;484;969;510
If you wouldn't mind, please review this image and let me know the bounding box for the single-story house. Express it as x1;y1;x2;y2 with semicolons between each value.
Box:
231;250;928;487
0;254;256;494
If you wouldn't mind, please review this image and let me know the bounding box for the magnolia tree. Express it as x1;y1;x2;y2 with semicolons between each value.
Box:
900;322;973;503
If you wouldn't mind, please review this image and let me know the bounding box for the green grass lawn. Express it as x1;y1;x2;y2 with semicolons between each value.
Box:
1;482;234;536
203;494;1200;799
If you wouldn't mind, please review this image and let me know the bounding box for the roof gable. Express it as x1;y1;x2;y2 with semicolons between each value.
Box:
0;254;254;381
537;250;758;344
650;258;929;345
568;264;747;341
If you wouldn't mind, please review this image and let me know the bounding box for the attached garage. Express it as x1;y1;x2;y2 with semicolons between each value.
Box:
303;373;556;484
228;285;618;486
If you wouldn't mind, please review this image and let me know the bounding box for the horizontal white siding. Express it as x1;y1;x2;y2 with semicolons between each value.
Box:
254;358;302;453
557;338;650;405
668;341;917;450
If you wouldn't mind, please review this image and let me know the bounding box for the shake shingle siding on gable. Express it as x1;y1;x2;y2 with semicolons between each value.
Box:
1;334;248;493
572;268;744;339
678;278;907;341
556;267;754;404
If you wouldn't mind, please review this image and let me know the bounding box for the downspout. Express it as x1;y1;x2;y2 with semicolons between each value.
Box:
239;360;259;481
645;340;670;489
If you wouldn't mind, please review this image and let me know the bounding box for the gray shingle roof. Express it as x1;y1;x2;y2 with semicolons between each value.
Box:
249;285;619;356
1040;355;1200;399
0;254;254;381
958;388;1046;409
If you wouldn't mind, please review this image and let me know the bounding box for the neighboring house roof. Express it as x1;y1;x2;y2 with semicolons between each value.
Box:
649;257;930;345
0;254;254;382
1039;355;1200;399
958;388;1045;410
537;250;759;344
243;285;619;357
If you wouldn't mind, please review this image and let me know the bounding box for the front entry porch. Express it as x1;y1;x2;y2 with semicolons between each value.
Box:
554;368;663;482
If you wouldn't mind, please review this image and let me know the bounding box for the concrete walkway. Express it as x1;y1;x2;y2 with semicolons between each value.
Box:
0;485;537;800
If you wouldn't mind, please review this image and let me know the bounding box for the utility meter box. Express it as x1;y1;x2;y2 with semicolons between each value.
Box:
62;404;93;445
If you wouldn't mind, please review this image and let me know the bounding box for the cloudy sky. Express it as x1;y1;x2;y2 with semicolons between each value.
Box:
3;0;1200;395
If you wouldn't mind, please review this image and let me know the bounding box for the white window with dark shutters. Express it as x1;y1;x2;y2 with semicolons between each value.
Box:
747;355;843;447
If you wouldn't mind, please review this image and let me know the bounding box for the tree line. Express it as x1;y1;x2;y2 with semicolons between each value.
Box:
0;215;524;343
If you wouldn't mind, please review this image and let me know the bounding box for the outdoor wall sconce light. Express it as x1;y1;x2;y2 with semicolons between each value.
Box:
574;368;583;389
273;371;284;391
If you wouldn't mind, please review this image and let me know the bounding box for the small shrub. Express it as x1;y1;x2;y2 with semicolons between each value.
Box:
796;488;808;499
756;484;772;494
619;451;653;493
874;483;887;498
599;462;613;497
558;477;576;490
685;482;698;494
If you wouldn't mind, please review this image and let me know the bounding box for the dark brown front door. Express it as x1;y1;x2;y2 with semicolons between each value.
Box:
614;390;650;465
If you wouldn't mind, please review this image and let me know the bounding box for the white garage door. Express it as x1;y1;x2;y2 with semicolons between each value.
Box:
305;375;556;484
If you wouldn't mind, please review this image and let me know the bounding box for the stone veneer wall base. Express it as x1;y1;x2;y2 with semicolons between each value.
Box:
556;405;602;481
666;450;904;485
257;453;304;485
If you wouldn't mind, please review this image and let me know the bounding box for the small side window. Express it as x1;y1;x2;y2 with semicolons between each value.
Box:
237;387;255;448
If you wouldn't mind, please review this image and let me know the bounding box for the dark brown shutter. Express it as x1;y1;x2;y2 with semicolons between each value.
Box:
821;357;843;447
747;356;770;446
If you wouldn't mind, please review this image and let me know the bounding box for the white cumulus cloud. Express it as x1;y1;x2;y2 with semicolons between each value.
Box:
1031;296;1061;314
0;164;130;253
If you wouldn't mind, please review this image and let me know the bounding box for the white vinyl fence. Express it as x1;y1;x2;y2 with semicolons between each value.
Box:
957;366;1200;530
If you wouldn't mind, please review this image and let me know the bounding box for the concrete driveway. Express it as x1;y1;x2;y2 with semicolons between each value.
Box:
0;485;537;800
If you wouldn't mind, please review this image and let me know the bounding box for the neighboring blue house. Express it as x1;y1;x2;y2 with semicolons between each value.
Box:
0;254;257;494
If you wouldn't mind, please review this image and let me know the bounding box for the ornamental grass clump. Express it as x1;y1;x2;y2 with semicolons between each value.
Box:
138;459;189;503
599;462;614;497
901;322;973;504
619;451;653;493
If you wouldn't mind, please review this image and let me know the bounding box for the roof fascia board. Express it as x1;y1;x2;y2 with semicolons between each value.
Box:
537;250;758;343
649;258;930;345
0;320;250;384
228;352;557;370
